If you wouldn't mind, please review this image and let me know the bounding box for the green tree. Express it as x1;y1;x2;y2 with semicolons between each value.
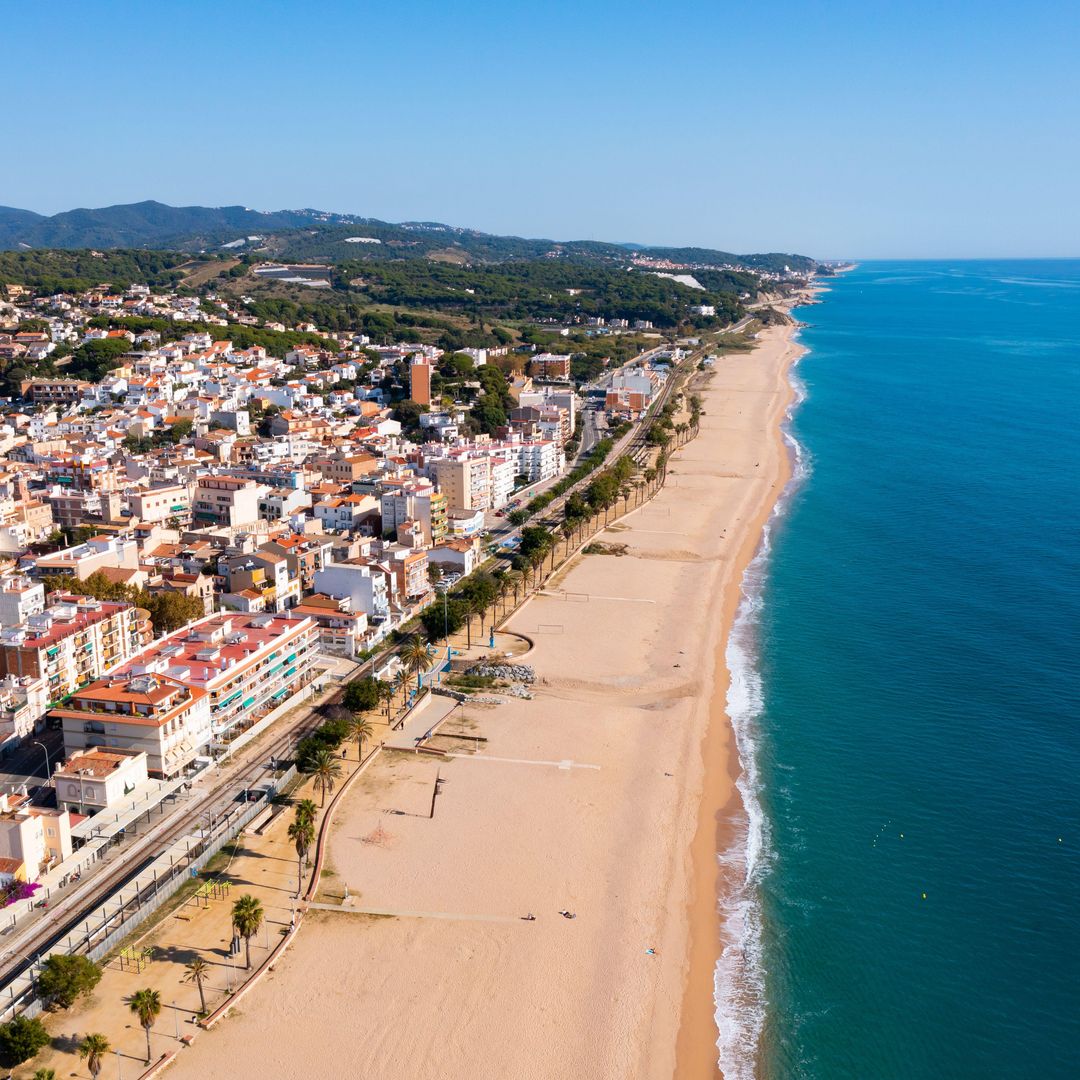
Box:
78;1033;111;1080
182;957;210;1015
0;1015;49;1065
288;815;316;897
348;715;374;759
128;987;162;1064
342;676;381;714
33;1067;57;1080
401;634;430;687
37;953;102;1009
303;746;343;807
231;895;265;970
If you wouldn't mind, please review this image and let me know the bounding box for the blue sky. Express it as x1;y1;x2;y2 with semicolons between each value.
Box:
4;0;1078;257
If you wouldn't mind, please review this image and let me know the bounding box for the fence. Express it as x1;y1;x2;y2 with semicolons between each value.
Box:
0;765;297;1023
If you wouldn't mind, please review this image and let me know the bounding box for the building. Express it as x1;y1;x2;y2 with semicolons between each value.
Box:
289;595;368;656
314;562;392;625
192;476;265;528
379;480;447;545
0;577;44;628
0;595;152;707
0;674;49;747
0;794;73;881
89;612;321;757
409;357;432;406
130;484;193;527
19;378;92;405
28;535;140;581
528;353;571;381
431;456;492;511
51;746;149;815
52;673;211;779
314;452;379;483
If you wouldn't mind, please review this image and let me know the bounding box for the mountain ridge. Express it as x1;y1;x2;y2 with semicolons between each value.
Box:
0;200;818;274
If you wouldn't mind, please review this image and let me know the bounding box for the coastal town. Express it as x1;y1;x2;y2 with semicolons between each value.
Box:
0;254;819;1078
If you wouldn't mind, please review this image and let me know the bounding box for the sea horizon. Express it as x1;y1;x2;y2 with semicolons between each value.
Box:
716;260;1080;1078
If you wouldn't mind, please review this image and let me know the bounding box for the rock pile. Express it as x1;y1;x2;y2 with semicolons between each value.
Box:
468;663;536;683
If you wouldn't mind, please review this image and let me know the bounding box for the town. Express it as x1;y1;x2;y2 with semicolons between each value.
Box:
0;259;746;1063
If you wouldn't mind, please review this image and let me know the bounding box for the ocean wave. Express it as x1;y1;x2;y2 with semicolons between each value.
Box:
713;349;811;1079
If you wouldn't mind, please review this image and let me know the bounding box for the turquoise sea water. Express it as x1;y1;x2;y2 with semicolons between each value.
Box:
717;262;1080;1079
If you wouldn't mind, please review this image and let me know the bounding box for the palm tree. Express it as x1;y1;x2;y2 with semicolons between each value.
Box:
393;668;409;707
183;956;210;1016
348;714;374;760
79;1033;110;1079
128;987;162;1064
287;817;315;896
34;1069;57;1080
295;798;318;828
231;894;265;971
401;634;430;688
304;746;343;807
380;680;395;720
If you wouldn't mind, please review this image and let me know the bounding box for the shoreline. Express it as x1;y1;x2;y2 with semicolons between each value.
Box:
674;312;810;1080
155;312;814;1080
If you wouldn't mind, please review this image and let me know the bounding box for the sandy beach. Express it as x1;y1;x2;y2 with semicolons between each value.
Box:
163;320;805;1080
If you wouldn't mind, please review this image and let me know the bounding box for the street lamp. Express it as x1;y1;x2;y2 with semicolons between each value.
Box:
30;741;50;781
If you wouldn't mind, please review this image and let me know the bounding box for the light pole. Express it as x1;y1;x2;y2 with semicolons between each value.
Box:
30;741;50;781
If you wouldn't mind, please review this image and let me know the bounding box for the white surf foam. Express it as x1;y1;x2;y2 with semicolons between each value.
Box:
713;339;811;1079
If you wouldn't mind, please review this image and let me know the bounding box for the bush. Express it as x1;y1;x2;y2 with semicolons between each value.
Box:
37;954;102;1009
0;1015;50;1065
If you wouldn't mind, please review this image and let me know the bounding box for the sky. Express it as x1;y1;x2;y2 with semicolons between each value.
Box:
4;0;1079;258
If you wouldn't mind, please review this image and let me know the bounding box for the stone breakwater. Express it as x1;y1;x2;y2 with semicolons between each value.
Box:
467;663;537;683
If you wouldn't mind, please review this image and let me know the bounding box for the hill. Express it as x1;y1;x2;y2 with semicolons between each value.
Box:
0;201;819;275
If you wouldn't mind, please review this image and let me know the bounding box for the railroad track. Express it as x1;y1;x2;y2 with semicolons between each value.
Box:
0;678;334;993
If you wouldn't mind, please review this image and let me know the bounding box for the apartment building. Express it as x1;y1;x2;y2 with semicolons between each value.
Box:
52;673;211;778
290;595;368;657
314;562;392;625
379;479;447;545
0;577;44;627
192;476;265;528
409;357;432;405
0;674;49;745
130;483;193;527
431;456;493;511
28;535;140;581
100;612;320;754
0;595;152;706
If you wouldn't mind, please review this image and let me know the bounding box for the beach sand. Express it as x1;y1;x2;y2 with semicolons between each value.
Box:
165;321;804;1080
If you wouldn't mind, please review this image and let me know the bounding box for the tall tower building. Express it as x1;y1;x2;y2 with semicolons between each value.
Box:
409;357;432;406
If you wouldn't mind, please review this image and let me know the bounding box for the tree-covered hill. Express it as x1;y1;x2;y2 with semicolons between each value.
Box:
0;201;820;275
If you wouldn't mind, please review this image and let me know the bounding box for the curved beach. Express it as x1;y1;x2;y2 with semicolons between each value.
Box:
163;321;806;1080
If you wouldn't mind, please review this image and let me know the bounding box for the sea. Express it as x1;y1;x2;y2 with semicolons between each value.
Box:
716;261;1080;1079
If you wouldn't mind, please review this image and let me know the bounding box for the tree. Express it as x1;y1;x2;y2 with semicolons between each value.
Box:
78;1033;111;1080
129;988;162;1064
342;676;381;715
183;957;210;1016
379;680;396;720
401;634;430;687
37;953;102;1009
295;798;318;828
348;715;373;759
0;1015;49;1065
303;746;343;807
34;1068;57;1080
288;815;316;897
231;895;265;971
